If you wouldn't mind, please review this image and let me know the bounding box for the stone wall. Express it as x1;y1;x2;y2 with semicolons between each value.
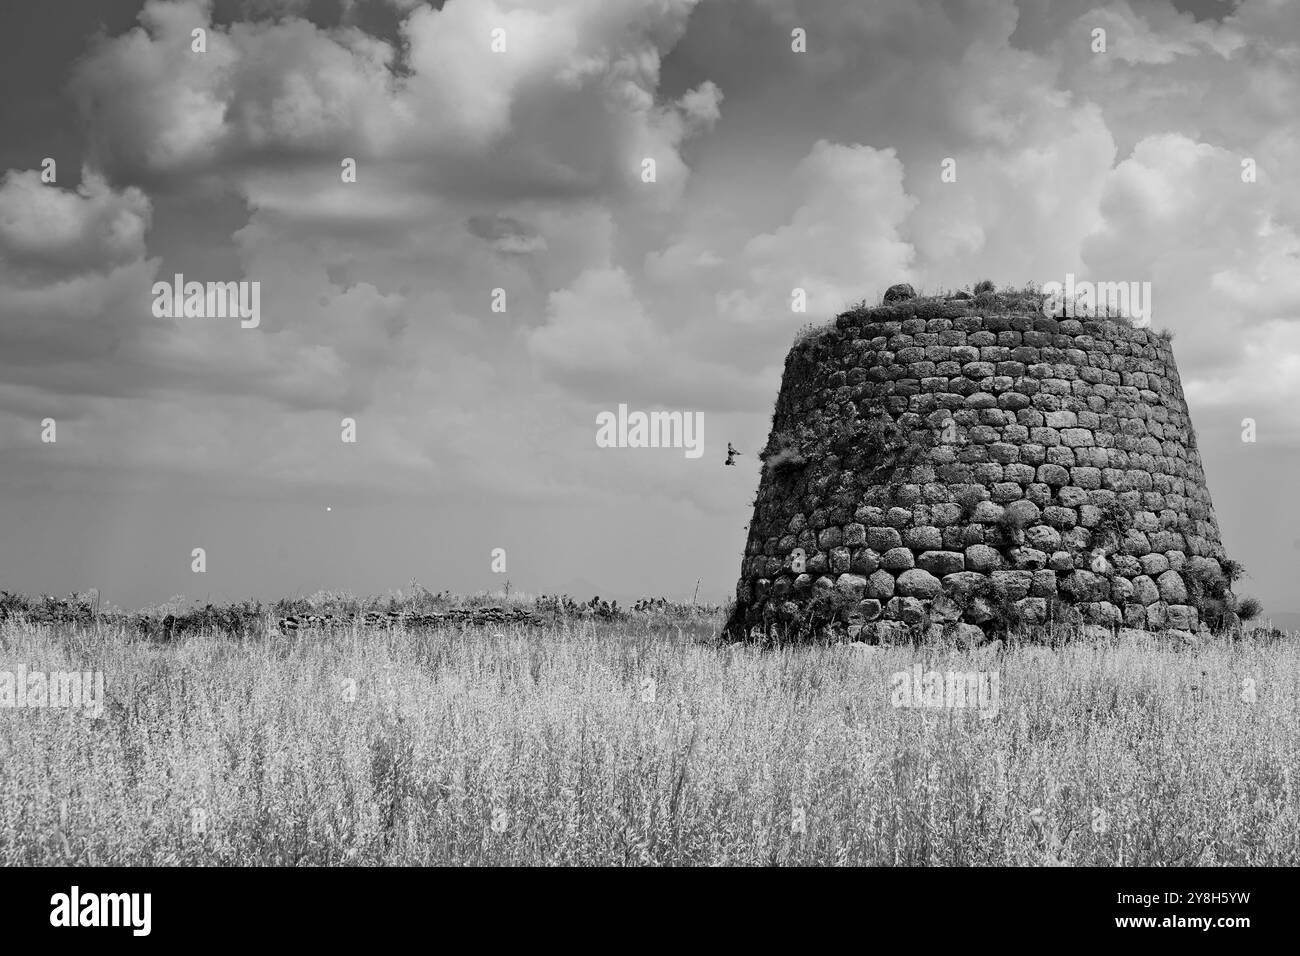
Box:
729;290;1234;641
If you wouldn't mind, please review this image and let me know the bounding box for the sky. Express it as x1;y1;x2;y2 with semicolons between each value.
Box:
0;0;1297;617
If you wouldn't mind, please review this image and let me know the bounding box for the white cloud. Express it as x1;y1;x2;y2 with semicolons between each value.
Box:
528;267;659;380
1067;1;1240;65
0;169;151;279
719;141;917;319
71;0;712;214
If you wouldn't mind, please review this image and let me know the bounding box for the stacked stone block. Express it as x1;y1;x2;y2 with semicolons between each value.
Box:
730;291;1230;640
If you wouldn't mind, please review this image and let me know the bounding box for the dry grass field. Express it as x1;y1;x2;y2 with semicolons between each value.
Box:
1;611;1297;866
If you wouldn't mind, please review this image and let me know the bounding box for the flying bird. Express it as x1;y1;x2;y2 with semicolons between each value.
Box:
725;443;741;466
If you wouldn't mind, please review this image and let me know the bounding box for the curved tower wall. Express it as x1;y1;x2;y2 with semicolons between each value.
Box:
731;293;1230;638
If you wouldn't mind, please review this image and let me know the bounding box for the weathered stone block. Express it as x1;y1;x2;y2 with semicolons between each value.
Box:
1122;604;1147;628
1030;569;1058;596
1056;488;1088;511
1024;524;1062;550
886;507;913;527
990;570;1033;601
1110;577;1134;603
1041;506;1078;529
1157;570;1187;604
867;526;902;551
1046;445;1076;467
992;481;1024;502
1011;547;1048;570
964;544;1004;573
881;547;915;571
897;569;943;598
866;621;910;643
817;527;843;550
930;502;962;526
1059;570;1104;602
1146;602;1167;628
1048;550;1074;571
1037;463;1070;486
850;547;881;575
942;571;987;600
1131;575;1159;605
1071;467;1103;489
1120;530;1151;556
835;573;868;598
917;550;965;575
866;570;896;600
1016;597;1048;623
1149;530;1185;552
1081;602;1122;626
1045;410;1078;428
1165;604;1197;630
950;622;987;644
930;594;962;622
887;596;927;624
902;526;943;550
989;442;1020;464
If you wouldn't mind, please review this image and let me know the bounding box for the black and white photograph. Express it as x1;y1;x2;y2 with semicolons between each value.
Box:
0;0;1292;936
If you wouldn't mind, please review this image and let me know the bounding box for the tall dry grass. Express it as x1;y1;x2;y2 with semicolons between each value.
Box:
1;618;1296;865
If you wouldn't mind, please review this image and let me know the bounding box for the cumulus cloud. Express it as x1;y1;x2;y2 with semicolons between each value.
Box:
71;0;713;211
0;169;158;369
1185;319;1300;413
0;161;407;418
0;169;152;280
1065;1;1243;65
735;141;917;310
528;267;660;386
1077;132;1300;393
1210;222;1300;319
71;0;398;177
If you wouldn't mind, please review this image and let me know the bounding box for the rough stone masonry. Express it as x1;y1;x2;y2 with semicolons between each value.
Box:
728;286;1235;642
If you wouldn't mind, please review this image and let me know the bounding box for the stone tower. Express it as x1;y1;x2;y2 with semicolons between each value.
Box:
728;287;1235;641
